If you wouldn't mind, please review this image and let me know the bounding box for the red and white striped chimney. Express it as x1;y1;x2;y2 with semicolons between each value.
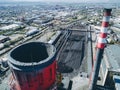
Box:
89;8;112;90
97;9;111;49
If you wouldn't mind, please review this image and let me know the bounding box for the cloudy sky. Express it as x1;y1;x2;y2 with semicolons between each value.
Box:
0;0;119;3
0;0;112;2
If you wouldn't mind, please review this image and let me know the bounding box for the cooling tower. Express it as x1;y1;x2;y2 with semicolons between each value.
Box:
8;42;57;90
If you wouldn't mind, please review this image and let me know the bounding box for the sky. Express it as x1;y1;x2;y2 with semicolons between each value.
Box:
0;0;112;3
11;0;102;2
0;0;120;3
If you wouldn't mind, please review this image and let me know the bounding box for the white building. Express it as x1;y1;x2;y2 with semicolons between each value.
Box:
0;24;20;31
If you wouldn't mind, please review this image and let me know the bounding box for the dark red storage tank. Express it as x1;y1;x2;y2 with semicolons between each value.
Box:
8;42;57;90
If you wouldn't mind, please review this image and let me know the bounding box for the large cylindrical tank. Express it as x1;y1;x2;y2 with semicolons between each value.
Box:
8;42;56;90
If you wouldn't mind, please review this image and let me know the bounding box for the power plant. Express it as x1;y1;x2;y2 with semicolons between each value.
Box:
7;8;113;90
1;2;120;90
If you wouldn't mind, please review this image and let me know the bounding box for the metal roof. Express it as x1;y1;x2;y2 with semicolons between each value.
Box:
113;24;120;29
0;24;19;30
104;44;120;71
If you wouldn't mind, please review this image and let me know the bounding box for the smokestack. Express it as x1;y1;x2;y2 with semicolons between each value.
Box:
89;8;112;90
8;42;56;90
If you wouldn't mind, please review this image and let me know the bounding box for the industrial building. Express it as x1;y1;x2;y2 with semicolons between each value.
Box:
0;24;20;31
100;44;120;89
113;75;120;90
26;29;39;37
111;25;120;41
0;35;10;43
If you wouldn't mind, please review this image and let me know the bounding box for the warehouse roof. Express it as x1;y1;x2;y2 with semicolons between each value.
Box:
105;44;120;72
0;24;19;30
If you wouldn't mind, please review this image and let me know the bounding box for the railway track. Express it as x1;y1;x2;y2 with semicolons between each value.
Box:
0;30;47;57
